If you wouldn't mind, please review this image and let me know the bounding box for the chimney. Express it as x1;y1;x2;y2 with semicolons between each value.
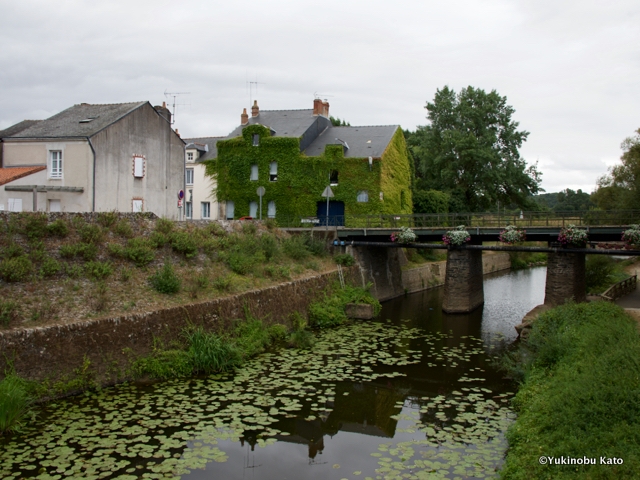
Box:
175;129;180;137
313;98;330;117
251;100;259;117
154;104;172;124
241;108;249;125
162;101;167;108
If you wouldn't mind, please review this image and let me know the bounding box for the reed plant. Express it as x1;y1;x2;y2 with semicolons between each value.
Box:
0;374;33;434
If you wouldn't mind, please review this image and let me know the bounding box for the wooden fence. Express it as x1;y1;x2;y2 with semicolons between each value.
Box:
601;275;637;302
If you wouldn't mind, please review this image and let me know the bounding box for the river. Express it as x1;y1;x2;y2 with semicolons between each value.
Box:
0;267;547;480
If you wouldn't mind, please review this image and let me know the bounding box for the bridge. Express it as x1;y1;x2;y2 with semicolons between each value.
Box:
288;211;640;314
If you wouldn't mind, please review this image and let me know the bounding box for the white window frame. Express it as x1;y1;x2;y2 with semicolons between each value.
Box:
133;155;145;178
267;200;276;219
186;168;194;185
187;151;194;162
185;201;192;219
49;150;63;179
132;198;143;212
269;162;278;182
250;164;258;181
201;202;211;219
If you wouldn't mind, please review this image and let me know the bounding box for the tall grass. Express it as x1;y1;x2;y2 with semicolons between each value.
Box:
0;374;33;434
500;302;640;479
184;327;242;374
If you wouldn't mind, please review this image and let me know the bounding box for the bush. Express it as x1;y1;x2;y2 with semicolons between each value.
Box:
260;234;280;261
155;217;174;235
59;243;79;259
242;222;257;235
289;329;315;350
305;236;326;256
212;275;232;291
65;264;83;279
113;220;134;238
97;211;119;228
0;374;33;434
124;238;155;266
149;263;181;294
149;231;168;248
2;243;24;259
308;284;380;329
0;300;19;326
264;265;290;279
79;224;104;244
23;213;48;240
40;257;62;277
206;222;226;237
0;256;33;282
170;231;199;258
85;261;113;280
46;219;69;237
233;317;274;358
77;242;98;261
282;235;310;260
335;254;355;266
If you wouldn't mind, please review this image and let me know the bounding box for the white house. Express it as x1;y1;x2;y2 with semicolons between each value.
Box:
183;137;223;220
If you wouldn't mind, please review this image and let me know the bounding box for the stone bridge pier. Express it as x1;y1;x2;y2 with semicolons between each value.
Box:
544;252;586;305
442;249;484;313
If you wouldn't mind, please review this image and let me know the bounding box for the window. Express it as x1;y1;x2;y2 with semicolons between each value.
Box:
250;164;258;181
50;151;62;179
249;201;258;218
269;162;278;182
252;134;260;146
201;202;211;219
330;170;338;186
186;168;194;185
185;202;192;219
357;190;369;203
132;199;143;212
267;201;276;219
133;156;144;178
226;201;235;219
49;199;61;212
187;152;194;162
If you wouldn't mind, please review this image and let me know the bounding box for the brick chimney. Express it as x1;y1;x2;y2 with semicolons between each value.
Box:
313;98;330;117
241;108;249;125
251;100;259;117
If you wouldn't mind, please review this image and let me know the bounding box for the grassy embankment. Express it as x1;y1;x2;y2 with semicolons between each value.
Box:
500;301;640;479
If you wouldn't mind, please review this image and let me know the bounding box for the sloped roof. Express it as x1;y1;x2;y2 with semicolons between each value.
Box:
0;120;42;138
183;137;226;162
5;102;148;139
304;125;398;158
0;166;46;186
227;109;321;138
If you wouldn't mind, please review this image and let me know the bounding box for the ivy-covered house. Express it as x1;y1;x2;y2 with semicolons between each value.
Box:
206;99;412;225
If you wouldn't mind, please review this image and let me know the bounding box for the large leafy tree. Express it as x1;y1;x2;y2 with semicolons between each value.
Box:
410;86;541;212
592;129;640;210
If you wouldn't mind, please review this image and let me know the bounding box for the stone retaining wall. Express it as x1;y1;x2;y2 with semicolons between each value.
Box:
0;270;351;385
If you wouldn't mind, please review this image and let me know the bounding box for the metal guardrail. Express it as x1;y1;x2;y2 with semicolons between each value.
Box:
601;275;638;301
277;210;640;229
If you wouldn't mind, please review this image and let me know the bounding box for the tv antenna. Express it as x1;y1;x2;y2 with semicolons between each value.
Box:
163;90;191;125
314;92;334;99
246;73;266;106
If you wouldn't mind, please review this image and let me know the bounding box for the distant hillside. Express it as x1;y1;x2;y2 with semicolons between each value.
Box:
532;189;594;211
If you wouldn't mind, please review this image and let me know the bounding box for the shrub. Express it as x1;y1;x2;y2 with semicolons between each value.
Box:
206;222;226;237
308;295;348;328
264;265;290;279
265;218;278;230
282;235;310;260
46;219;69;237
335;254;355;266
170;231;199;258
305;236;326;256
113;220;134;238
0;374;33;434
184;327;242;373
233;317;274;358
129;346;193;380
97;211;119;228
0;256;33;282
150;263;181;294
260;234;280;261
155;217;174;235
59;243;79;258
149;231;168;248
124;238;155;266
29;242;46;263
0;300;19;326
65;263;83;279
2;243;24;259
77;243;98;261
107;243;125;258
79;224;104;244
585;255;618;294
289;329;315;350
212;275;232;291
40;257;62;277
92;281;110;311
120;267;132;282
23;213;48;240
85;261;113;280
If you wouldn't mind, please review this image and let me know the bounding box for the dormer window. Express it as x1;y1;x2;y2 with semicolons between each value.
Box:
252;134;260;146
187;152;194;162
269;162;278;182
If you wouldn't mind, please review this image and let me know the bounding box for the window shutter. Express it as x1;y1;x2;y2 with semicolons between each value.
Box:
134;157;144;178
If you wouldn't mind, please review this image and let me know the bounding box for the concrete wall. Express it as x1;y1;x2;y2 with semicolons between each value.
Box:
91;103;184;219
352;245;405;301
0;269;347;385
1;140;93;212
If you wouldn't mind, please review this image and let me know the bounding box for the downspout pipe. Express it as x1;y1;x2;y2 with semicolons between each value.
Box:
88;137;96;212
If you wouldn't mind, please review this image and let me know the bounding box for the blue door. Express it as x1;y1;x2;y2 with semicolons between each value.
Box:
317;201;345;226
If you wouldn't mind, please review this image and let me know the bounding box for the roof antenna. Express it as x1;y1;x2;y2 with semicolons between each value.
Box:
246;74;266;106
163;90;191;125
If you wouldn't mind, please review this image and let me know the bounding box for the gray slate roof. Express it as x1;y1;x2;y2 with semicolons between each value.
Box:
6;102;148;139
304;125;398;158
0;120;42;138
183;137;225;162
227;109;321;138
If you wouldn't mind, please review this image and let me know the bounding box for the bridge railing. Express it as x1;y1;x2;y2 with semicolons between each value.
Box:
601;275;637;302
276;210;640;229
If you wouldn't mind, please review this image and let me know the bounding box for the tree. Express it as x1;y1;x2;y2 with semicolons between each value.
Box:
592;129;640;210
410;86;541;212
330;116;350;127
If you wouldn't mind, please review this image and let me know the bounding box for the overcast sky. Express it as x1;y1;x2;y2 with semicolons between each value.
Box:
1;0;638;194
